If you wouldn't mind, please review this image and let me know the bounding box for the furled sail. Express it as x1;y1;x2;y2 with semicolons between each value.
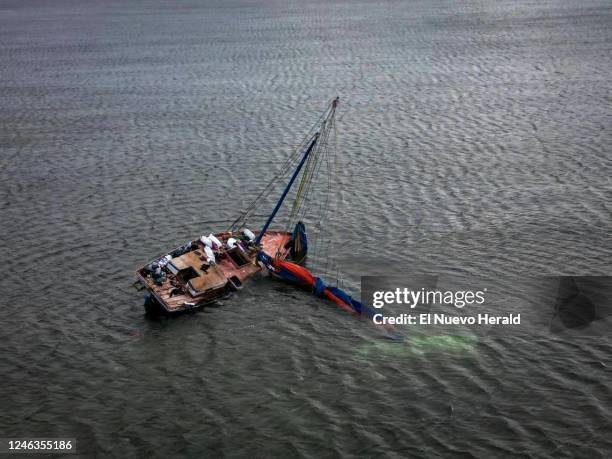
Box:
257;252;403;340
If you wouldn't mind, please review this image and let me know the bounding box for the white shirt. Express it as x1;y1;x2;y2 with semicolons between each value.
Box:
204;245;216;264
242;228;256;242
208;234;222;250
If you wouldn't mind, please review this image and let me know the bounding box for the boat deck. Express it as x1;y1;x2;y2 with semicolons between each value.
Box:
138;231;292;312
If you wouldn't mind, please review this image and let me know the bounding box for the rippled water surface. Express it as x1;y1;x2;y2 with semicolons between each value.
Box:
1;0;611;457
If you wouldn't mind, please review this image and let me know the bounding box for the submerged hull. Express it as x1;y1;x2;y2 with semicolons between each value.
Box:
137;230;292;315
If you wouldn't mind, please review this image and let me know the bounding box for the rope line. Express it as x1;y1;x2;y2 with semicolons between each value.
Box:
227;97;341;279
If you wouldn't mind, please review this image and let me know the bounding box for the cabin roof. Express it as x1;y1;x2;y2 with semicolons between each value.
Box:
169;251;204;273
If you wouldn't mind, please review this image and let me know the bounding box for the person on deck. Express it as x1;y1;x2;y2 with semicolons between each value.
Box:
152;264;165;286
207;234;223;250
227;237;247;252
203;245;216;265
200;235;222;251
242;228;256;242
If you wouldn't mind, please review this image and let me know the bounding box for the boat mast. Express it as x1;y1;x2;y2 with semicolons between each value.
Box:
253;97;339;246
255;132;319;245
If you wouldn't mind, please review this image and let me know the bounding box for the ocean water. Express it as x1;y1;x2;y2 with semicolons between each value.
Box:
1;0;611;457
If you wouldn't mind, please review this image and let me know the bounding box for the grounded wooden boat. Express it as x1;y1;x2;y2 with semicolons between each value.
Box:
136;98;338;315
135;97;403;339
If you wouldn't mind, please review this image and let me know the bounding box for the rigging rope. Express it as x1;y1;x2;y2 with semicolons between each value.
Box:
227;97;341;282
277;99;338;263
227;98;336;233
